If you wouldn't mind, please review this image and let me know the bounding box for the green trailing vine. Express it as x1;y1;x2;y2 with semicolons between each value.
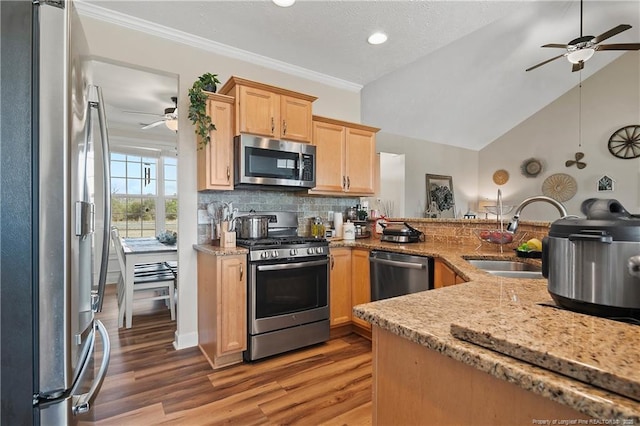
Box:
188;72;221;148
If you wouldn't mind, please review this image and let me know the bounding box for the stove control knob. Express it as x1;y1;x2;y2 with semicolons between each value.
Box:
260;251;268;259
290;249;297;256
315;247;324;254
307;248;315;254
272;250;279;258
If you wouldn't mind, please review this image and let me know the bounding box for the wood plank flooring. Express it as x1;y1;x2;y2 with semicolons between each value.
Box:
88;285;373;425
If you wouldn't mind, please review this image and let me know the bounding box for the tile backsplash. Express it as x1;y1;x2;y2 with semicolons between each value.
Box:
197;189;359;244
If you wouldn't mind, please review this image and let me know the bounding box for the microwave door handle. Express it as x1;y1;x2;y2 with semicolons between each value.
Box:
298;153;304;181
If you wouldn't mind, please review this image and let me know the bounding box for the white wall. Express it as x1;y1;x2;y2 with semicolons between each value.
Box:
478;52;640;221
79;16;362;349
376;132;479;218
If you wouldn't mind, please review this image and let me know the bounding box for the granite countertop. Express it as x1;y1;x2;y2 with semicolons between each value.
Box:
193;244;248;256
350;238;640;421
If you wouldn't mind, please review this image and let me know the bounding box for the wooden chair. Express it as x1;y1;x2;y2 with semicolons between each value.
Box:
110;227;176;327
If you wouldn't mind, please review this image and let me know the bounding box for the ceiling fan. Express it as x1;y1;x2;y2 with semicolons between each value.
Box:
125;97;178;131
526;0;640;72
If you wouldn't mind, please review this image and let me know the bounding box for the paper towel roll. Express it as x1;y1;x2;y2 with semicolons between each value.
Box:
334;212;343;239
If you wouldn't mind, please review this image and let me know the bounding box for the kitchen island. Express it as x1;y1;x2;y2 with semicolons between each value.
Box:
348;239;640;425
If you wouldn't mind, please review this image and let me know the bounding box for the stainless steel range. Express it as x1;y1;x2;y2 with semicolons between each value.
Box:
236;212;330;361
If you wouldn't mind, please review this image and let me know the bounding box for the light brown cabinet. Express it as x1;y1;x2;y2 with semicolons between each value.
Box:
219;76;316;143
197;93;234;191
433;258;466;289
351;248;371;331
329;247;352;327
197;252;247;369
310;116;379;196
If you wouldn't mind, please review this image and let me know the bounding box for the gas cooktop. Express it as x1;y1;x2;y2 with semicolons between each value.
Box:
236;236;327;248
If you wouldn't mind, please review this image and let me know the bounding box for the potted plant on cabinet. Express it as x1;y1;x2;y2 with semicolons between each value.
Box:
188;72;221;148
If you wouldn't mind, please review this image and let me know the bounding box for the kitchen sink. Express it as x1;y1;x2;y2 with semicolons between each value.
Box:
466;259;543;279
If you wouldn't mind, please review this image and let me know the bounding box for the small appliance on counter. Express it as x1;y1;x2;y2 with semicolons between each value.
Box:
380;222;424;243
543;198;640;320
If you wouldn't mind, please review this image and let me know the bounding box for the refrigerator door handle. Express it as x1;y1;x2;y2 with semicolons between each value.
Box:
72;320;111;415
92;85;111;313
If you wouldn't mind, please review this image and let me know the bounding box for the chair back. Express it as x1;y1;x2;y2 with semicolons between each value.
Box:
110;226;127;273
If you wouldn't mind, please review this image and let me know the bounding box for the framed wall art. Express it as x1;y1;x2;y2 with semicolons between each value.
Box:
426;174;456;218
597;175;615;192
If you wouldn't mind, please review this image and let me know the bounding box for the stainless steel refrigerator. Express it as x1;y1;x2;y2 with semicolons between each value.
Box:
1;1;112;424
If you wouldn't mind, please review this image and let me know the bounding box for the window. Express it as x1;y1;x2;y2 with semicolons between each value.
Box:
111;152;178;237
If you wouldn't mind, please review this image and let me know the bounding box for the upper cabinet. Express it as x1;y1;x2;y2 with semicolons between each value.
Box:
310;116;380;196
219;76;317;143
197;93;234;191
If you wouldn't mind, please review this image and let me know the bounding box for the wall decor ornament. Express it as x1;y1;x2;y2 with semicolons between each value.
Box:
565;152;586;169
608;125;640;159
597;175;615;192
425;174;456;218
520;158;543;178
542;173;578;202
492;169;509;185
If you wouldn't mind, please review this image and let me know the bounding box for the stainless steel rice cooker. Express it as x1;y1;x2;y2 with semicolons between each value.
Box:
542;199;640;319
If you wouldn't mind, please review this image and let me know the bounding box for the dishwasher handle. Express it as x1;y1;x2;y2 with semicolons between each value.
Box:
369;256;426;270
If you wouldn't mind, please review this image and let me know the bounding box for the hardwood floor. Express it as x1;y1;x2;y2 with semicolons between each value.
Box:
88;285;373;425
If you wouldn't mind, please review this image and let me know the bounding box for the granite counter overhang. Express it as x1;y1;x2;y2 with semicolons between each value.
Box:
348;239;640;421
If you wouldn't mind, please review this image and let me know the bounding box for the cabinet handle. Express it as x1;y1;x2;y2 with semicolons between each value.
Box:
283;120;287;135
239;263;244;281
342;176;346;190
271;117;275;134
330;254;334;270
347;176;351;190
226;166;230;182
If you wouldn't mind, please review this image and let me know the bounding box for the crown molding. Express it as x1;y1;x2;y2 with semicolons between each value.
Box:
75;1;363;93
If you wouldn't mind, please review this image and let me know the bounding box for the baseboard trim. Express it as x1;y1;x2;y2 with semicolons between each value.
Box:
173;330;198;350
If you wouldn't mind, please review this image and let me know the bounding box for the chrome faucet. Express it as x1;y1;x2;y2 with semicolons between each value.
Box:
506;196;568;233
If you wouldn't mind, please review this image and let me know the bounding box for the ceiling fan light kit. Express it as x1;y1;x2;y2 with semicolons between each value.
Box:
526;0;640;72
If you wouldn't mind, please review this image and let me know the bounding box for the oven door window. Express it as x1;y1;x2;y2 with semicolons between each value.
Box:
255;261;328;318
246;147;299;180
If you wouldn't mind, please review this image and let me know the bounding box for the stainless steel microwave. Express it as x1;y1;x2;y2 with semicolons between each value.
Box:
234;135;316;189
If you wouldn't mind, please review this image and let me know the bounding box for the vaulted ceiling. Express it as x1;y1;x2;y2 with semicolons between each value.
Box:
81;0;640;151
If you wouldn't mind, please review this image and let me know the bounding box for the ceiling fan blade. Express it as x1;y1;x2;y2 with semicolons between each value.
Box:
541;43;568;48
572;61;584;72
596;43;640;51
525;54;566;72
141;120;166;130
592;24;632;44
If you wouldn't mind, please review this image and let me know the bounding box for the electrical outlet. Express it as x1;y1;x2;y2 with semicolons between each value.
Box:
197;209;210;225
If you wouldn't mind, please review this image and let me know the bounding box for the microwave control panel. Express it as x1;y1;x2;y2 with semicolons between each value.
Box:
301;154;314;182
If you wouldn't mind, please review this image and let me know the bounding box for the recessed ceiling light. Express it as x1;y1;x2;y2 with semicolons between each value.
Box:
367;32;388;45
272;0;295;7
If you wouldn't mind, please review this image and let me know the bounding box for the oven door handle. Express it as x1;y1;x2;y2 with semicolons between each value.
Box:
257;259;328;271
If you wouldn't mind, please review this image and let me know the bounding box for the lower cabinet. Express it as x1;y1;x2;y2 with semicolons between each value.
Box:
197;252;247;369
329;247;372;335
351;248;371;331
433;258;466;289
329;247;352;327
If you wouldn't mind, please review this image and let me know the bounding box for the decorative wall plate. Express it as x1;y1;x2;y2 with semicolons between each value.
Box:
492;169;509;185
542;173;577;202
608;125;640;159
521;158;542;178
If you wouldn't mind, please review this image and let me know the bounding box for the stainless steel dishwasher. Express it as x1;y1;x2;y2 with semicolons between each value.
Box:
369;250;433;301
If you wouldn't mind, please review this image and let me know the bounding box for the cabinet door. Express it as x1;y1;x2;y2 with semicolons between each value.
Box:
433;258;458;289
329;248;352;327
198;98;233;190
217;255;247;356
280;95;312;143
311;120;345;193
344;127;376;194
351;248;371;330
238;85;280;138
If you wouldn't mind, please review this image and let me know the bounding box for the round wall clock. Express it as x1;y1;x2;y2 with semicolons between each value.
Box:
608;125;640;159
